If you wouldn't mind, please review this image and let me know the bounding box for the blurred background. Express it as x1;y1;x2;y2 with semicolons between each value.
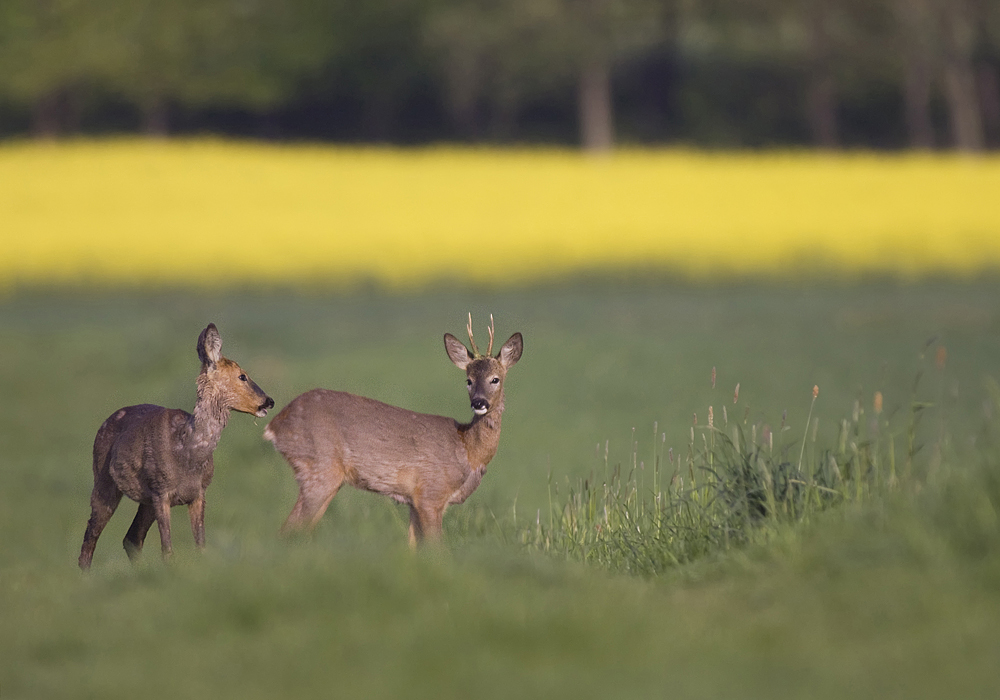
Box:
1;0;998;151
4;4;1000;697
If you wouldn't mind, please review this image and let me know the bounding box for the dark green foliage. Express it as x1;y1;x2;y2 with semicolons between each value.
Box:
1;0;997;147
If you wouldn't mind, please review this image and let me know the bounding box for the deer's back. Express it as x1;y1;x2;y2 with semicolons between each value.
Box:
94;404;206;505
266;389;471;499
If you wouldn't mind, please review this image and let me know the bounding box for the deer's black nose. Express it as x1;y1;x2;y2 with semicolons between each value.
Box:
471;398;489;412
262;396;275;410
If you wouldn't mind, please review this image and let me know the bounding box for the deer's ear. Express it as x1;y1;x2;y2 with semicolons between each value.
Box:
197;323;223;367
444;333;473;369
497;333;522;369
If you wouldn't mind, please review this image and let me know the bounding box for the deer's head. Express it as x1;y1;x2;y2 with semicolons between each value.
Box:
444;314;522;417
197;323;275;418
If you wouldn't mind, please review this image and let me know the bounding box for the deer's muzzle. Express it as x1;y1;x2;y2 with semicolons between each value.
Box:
471;398;489;415
257;396;275;418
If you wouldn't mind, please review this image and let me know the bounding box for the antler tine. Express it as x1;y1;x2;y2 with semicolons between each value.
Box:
487;313;495;357
466;312;480;357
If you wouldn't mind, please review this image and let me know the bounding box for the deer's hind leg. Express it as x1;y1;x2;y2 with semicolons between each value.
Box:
122;503;157;561
79;481;124;570
281;455;344;535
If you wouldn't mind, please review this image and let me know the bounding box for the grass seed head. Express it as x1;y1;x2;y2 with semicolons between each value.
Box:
936;346;948;370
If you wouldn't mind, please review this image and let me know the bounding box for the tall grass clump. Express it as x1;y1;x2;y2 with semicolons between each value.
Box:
522;347;953;576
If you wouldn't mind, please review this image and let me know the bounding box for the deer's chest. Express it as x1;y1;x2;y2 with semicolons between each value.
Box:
448;464;487;505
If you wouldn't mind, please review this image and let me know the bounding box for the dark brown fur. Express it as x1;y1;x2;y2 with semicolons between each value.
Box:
78;324;273;570
264;320;522;545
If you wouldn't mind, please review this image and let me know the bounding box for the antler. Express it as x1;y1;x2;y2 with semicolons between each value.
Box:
487;314;495;357
466;313;496;358
466;312;480;357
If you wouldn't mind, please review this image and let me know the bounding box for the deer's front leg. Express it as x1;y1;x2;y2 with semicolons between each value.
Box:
420;506;444;543
154;499;173;559
409;504;444;546
408;505;422;549
189;496;206;549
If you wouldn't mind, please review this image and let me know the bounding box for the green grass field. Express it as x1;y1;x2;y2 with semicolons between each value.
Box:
2;281;1000;698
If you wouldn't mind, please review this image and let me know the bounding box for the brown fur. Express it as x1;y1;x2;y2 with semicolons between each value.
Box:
264;321;523;546
78;324;273;570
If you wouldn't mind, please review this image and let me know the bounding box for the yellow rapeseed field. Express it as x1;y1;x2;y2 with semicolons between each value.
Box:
2;139;999;288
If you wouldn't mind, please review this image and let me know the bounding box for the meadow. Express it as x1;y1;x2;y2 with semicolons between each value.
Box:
2;142;1000;698
1;282;999;699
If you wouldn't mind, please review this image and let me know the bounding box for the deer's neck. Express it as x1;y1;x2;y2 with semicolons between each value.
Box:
460;398;504;469
186;375;231;465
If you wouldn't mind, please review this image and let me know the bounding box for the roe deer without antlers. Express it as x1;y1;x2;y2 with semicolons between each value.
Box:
264;314;523;545
78;324;274;570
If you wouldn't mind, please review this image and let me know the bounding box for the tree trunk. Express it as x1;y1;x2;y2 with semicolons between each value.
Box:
943;63;984;151
32;90;62;139
446;50;482;139
488;96;517;143
940;1;984;151
363;92;395;142
977;64;1000;147
805;0;838;148
806;75;838;148
903;58;935;148
257;111;281;140
895;0;936;148
142;94;170;137
578;58;614;152
489;73;520;142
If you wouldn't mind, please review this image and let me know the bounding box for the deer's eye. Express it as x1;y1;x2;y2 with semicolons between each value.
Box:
239;374;247;382
490;377;500;384
466;379;472;387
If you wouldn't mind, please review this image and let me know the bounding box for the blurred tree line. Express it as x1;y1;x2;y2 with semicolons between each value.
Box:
0;0;998;149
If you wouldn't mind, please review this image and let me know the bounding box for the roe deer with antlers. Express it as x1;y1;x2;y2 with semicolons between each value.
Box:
78;324;274;570
264;314;523;545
